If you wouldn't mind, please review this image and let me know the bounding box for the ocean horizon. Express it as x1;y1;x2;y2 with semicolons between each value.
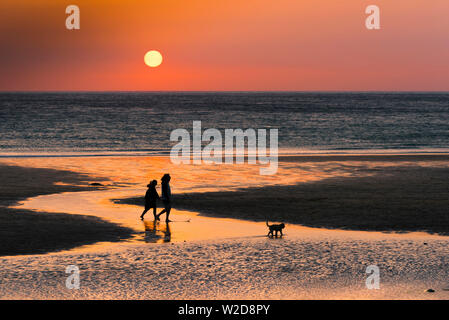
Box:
1;92;448;156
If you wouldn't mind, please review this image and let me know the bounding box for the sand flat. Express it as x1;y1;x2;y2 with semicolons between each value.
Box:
1;154;449;299
1;232;448;299
0;164;133;256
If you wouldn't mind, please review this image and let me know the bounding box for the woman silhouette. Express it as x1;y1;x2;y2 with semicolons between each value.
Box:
140;180;160;220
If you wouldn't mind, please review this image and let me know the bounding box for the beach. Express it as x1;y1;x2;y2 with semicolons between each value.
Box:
136;156;449;235
0;154;448;299
1;233;448;300
0;164;134;256
1;0;448;305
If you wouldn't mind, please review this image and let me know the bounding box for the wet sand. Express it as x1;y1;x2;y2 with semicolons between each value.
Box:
1;155;449;299
0;164;134;256
1;232;448;299
121;157;449;236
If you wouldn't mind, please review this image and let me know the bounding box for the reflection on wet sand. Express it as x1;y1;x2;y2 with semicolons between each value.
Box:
10;154;449;251
2;155;449;299
0;155;369;194
144;220;171;243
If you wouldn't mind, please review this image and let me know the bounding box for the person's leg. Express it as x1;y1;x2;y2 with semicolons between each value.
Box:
157;208;166;219
152;206;158;220
165;204;172;222
140;208;149;219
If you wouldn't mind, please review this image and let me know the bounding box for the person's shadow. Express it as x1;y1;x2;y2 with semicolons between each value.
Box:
143;220;171;243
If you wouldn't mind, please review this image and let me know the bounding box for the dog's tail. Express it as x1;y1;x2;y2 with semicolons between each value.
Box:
266;220;271;227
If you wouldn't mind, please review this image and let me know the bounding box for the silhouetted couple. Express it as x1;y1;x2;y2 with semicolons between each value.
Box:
140;173;172;222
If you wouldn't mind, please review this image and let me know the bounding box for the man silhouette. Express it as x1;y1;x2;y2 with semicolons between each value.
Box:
157;174;172;222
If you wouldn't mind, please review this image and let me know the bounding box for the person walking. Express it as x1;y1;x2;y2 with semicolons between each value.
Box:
140;180;160;220
157;174;172;222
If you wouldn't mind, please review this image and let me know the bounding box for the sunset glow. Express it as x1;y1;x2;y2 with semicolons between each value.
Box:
0;0;448;91
2;0;449;305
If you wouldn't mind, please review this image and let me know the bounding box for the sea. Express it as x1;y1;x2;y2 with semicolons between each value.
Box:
1;92;448;156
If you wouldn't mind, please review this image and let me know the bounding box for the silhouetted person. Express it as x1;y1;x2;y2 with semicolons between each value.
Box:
140;180;160;220
157;174;172;222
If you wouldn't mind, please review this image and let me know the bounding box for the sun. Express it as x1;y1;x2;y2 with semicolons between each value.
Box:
144;50;163;68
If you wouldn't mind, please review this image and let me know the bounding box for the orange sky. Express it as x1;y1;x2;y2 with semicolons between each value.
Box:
0;0;448;91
